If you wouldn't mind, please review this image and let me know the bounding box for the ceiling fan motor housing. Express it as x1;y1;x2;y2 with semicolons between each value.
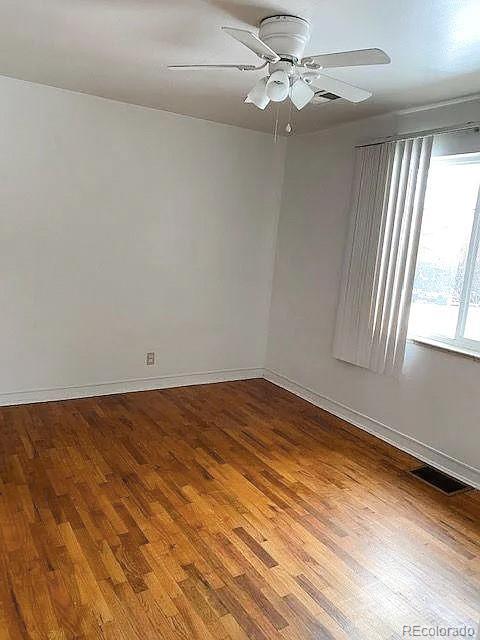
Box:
258;15;310;62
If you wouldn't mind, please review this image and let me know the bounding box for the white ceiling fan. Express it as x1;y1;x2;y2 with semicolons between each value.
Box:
168;15;390;111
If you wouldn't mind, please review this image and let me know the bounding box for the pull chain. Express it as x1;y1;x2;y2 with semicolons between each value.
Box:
273;104;280;142
285;99;293;134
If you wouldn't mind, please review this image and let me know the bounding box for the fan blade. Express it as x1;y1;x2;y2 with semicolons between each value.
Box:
312;74;372;103
245;77;270;110
290;78;314;110
222;27;280;62
168;63;257;71
303;48;390;68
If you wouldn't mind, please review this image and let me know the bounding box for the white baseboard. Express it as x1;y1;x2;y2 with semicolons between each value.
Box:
0;368;263;407
264;368;480;491
2;366;478;491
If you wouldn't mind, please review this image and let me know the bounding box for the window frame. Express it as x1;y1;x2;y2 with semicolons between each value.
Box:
411;152;480;356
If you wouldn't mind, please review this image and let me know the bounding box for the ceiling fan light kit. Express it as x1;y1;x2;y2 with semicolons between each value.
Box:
169;14;390;118
290;78;315;110
245;76;269;109
266;69;290;102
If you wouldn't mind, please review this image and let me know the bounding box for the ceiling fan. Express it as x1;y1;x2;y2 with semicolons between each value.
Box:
168;15;390;111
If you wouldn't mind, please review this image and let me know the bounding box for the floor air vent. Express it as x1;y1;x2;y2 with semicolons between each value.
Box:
409;466;472;495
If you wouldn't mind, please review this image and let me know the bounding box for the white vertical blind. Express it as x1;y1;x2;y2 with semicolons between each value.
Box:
333;136;433;375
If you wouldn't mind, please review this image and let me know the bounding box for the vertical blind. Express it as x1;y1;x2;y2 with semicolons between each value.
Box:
333;136;433;375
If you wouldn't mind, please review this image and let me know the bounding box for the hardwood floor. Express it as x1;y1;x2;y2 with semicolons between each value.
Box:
0;379;478;640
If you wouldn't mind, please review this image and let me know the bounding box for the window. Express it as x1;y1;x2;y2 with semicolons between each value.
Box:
409;152;480;355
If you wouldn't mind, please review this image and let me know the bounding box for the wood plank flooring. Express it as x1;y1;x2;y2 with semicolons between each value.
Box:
0;379;479;639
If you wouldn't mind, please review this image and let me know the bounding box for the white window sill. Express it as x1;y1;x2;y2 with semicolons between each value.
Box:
410;337;480;362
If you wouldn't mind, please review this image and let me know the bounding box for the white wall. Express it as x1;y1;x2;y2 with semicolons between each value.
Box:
2;71;478;482
0;76;285;399
267;98;480;478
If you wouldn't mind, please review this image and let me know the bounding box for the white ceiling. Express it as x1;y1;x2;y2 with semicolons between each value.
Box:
1;0;480;134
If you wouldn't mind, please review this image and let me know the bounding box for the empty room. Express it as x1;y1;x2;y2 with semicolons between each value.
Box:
0;1;479;638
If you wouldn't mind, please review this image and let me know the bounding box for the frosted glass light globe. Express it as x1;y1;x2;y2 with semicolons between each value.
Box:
266;70;290;102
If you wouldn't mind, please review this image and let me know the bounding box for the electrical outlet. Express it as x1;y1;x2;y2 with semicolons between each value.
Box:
146;352;155;366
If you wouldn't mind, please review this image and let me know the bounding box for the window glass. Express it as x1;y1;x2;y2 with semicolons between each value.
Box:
409;159;480;341
464;245;480;341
